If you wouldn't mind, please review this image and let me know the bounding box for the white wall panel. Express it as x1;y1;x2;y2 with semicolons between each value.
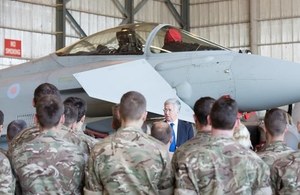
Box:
292;0;300;16
19;0;55;5
270;0;281;19
68;0;123;18
270;20;282;44
259;45;271;57
259;21;271;44
282;19;293;43
135;0;179;25
282;44;293;61
292;18;300;42
190;0;249;49
293;44;300;63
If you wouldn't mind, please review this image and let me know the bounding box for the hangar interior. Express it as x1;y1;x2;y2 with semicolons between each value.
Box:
1;0;300;68
1;0;300;149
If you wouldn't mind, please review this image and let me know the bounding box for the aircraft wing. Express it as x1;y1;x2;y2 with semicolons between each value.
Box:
73;59;194;123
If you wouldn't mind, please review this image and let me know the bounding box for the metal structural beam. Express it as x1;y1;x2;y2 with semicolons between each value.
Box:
113;0;149;25
56;0;66;50
181;0;190;31
66;9;87;37
250;0;258;54
123;0;134;24
165;0;190;31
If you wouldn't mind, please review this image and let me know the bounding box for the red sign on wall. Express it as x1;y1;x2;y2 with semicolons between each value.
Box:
4;39;22;57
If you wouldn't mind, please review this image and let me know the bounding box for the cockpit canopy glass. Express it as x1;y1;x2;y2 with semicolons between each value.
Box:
150;26;227;53
56;23;227;56
56;23;156;56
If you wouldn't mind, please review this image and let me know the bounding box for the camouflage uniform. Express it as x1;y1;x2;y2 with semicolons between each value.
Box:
257;141;293;168
7;126;40;159
85;126;174;194
271;150;300;194
0;151;15;195
75;130;98;154
11;129;85;195
172;136;271;194
60;125;98;161
192;131;211;144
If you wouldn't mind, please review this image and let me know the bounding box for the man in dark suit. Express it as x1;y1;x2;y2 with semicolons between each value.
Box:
163;98;194;152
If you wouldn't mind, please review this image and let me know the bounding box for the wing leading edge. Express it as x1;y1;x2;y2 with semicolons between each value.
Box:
73;59;194;123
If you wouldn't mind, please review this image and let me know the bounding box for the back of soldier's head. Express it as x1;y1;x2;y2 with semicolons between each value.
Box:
35;95;64;129
193;97;216;125
64;97;87;122
119;91;146;121
63;104;78;127
264;108;287;137
7;120;27;141
210;96;238;130
0;110;3;126
33;83;61;106
151;121;172;145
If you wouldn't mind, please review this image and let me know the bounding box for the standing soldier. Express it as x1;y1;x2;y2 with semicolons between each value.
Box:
11;95;85;194
0;110;15;194
85;91;174;194
172;96;271;194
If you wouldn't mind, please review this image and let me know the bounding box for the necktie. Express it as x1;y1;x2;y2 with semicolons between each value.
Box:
169;123;176;152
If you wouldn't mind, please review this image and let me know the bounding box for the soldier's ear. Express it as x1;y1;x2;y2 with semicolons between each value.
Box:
207;115;212;125
80;115;85;123
60;114;65;125
142;111;148;122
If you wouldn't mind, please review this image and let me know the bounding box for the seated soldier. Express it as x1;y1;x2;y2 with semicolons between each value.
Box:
162;28;200;52
116;28;143;54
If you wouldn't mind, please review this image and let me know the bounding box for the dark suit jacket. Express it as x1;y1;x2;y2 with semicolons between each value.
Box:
177;120;194;147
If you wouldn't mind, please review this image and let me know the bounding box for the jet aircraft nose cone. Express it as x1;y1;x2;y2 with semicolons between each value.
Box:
231;53;300;111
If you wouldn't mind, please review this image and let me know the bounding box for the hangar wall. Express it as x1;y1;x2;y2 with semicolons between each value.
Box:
190;0;300;62
1;0;300;68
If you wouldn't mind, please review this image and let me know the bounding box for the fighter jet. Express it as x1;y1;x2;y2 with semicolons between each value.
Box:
1;22;300;134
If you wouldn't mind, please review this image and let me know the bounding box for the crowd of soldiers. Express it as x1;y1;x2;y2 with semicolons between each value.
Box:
0;82;299;194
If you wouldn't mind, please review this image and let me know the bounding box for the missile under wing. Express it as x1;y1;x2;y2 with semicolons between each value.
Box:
1;22;300;134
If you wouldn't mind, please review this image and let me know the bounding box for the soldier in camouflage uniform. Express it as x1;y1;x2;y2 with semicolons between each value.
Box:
172;96;271;194
257;108;293;168
11;95;85;194
0;152;15;195
0;110;15;195
271;150;300;194
84;91;174;194
64;97;98;153
7;83;62;159
191;96;215;143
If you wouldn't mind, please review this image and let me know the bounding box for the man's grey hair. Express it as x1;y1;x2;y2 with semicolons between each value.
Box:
164;98;181;112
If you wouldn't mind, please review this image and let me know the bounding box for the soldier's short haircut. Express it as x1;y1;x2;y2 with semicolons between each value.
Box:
164;98;181;112
119;91;146;121
33;83;61;106
7;120;27;141
36;95;64;129
63;104;78;127
264;108;287;137
210;96;238;130
151;121;172;144
193;97;216;125
0;110;3;125
64;97;87;122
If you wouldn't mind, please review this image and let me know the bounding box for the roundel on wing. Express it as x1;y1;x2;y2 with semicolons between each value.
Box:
7;83;20;99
